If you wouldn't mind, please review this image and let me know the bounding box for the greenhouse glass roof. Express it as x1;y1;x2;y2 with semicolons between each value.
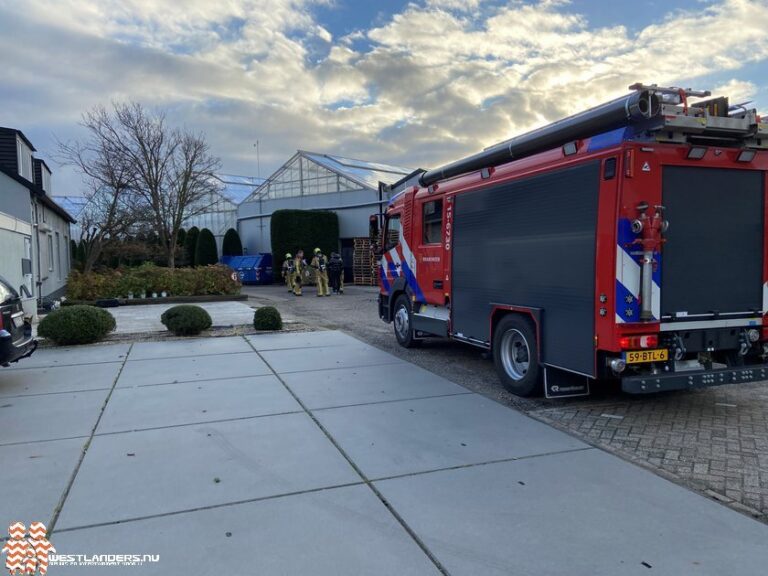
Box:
216;174;265;205
244;151;414;202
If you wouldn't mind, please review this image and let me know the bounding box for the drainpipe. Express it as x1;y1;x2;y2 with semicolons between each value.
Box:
32;199;42;309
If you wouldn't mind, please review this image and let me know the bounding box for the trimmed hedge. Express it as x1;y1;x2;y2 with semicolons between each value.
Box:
253;306;282;331
160;305;212;336
177;228;187;250
184;226;199;267
270;210;339;270
222;228;243;257
195;228;218;267
76;240;86;267
66;263;240;301
70;239;78;265
38;305;116;345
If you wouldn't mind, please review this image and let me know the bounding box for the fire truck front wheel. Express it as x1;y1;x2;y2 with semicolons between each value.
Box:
493;315;541;396
393;294;420;348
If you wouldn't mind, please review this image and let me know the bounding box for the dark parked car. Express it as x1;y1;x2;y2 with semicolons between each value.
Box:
0;275;36;366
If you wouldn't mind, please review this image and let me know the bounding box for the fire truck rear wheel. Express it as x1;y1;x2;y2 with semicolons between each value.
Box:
493;315;541;397
393;294;420;348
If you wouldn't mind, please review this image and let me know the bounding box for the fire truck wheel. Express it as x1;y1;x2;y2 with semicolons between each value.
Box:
393;294;420;348
493;315;541;397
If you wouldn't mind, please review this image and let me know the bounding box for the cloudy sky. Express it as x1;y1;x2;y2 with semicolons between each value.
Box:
1;0;767;195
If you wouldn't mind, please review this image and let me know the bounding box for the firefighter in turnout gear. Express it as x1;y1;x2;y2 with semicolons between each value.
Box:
292;250;306;296
311;247;330;296
282;253;294;291
328;252;344;294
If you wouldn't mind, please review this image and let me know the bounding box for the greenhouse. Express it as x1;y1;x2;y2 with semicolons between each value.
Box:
183;174;264;250
237;151;413;278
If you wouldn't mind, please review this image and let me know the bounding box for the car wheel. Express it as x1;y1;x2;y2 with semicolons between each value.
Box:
493;314;541;396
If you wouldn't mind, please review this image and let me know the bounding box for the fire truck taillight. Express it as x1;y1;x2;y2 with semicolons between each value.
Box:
619;334;658;349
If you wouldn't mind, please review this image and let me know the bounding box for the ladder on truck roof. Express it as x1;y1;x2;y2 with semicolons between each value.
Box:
417;83;768;188
630;83;768;148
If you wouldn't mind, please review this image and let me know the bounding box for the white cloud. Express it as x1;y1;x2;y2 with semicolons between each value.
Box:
0;0;766;195
711;79;757;103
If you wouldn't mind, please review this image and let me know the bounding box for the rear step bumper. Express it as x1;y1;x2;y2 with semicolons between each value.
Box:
622;363;768;394
0;333;37;366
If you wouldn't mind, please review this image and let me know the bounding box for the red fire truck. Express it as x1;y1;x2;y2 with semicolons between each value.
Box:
374;84;768;398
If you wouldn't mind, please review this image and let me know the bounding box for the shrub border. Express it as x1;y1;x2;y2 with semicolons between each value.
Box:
64;294;248;307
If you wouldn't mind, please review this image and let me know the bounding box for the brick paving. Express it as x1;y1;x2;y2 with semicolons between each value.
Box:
531;382;768;522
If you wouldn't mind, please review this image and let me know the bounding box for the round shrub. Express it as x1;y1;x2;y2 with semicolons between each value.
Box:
160;305;212;336
253;307;282;331
38;305;116;345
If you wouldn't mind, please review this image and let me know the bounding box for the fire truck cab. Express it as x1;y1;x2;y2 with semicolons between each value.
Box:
376;85;768;398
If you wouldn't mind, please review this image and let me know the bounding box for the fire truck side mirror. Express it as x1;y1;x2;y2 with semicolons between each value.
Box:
369;214;380;240
369;214;383;255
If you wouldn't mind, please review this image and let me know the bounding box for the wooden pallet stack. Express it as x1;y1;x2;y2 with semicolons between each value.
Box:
352;237;377;286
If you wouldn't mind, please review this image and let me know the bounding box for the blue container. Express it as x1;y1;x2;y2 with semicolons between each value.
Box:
221;254;274;285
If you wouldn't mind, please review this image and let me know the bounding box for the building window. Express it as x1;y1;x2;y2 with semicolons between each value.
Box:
422;200;443;244
55;232;62;280
47;235;54;272
16;137;33;181
42;169;51;194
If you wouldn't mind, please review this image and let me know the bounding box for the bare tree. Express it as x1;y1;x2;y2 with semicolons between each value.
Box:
57;106;140;273
60;102;222;270
112;103;221;268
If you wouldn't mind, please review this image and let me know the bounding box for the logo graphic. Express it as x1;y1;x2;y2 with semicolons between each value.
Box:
1;522;55;576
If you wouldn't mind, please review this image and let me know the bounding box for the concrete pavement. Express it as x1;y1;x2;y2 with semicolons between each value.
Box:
245;283;768;521
1;331;766;574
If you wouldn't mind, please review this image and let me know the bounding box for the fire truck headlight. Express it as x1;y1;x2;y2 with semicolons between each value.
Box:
747;328;760;343
609;358;626;374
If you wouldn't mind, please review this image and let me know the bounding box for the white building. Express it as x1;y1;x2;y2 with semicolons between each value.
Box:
0;127;74;315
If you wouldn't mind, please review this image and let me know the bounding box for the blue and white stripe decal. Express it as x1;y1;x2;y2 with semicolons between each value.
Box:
379;263;391;293
399;257;425;302
615;218;661;323
587;127;634;153
379;231;426;302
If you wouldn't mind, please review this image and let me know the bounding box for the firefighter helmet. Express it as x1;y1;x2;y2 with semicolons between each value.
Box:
285;253;292;259
314;247;322;254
